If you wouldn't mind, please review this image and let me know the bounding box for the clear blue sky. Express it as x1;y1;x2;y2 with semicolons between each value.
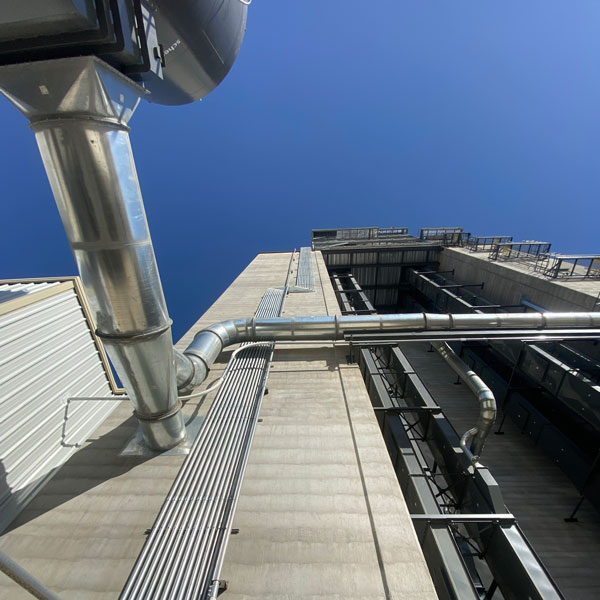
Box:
1;2;599;341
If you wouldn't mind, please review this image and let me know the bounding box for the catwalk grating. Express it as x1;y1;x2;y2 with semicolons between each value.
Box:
295;247;315;291
120;287;285;599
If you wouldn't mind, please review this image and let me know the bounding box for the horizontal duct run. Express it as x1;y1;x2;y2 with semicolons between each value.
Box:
178;312;600;392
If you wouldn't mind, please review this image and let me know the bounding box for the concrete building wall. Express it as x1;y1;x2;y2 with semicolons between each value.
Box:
440;248;600;311
179;250;437;599
0;252;437;599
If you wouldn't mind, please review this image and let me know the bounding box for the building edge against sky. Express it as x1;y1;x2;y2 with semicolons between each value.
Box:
1;226;600;599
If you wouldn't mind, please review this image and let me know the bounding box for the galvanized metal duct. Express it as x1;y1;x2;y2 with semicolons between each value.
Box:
0;549;59;600
179;311;600;392
431;341;496;463
0;57;184;451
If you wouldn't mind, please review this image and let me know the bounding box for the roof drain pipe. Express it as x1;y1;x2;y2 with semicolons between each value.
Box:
177;311;600;394
0;57;185;451
431;341;496;467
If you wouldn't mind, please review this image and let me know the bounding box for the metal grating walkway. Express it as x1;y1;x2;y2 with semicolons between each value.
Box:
295;247;315;291
120;288;285;600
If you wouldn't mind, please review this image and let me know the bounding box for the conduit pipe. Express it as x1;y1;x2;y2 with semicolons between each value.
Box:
432;341;496;464
178;311;600;393
0;57;184;451
0;549;59;600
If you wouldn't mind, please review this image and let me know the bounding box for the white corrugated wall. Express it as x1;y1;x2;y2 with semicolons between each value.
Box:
0;280;122;532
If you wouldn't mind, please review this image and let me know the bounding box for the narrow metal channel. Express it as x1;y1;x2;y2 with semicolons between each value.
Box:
295;247;315;291
120;288;285;599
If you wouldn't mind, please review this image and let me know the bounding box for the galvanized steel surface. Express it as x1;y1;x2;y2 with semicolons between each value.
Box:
181;310;600;394
121;288;284;600
0;56;184;451
0;549;59;600
432;341;497;462
295;247;315;291
141;0;248;105
0;287;118;533
190;310;600;343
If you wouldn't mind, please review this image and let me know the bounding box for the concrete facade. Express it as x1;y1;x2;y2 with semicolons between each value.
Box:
0;251;437;599
440;248;600;311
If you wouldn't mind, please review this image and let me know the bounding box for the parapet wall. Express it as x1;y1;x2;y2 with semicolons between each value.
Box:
440;248;600;312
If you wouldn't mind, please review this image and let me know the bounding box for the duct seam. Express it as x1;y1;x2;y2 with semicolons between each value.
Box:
29;115;131;131
0;57;184;451
96;321;172;343
133;401;183;422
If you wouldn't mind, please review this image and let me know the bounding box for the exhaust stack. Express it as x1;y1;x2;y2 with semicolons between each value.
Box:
0;57;184;450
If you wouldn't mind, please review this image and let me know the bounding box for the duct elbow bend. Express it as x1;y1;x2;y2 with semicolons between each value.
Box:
472;389;496;458
478;390;497;424
460;427;480;469
205;319;248;346
174;349;207;395
176;319;249;394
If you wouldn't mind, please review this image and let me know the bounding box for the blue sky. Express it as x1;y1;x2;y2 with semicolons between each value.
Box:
1;1;599;341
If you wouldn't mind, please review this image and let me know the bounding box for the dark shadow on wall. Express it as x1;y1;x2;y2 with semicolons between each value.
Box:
3;414;156;533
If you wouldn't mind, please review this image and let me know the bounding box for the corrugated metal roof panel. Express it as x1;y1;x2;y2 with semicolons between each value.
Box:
0;280;63;305
0;284;121;533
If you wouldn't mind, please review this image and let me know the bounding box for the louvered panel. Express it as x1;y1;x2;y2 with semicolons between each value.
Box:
352;267;377;287
0;364;106;460
0;334;93;424
0;281;61;304
353;251;377;265
0;309;88;374
0;378;112;509
0;282;120;533
0;360;103;455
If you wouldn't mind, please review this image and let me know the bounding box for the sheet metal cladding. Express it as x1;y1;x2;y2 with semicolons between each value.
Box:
143;0;248;105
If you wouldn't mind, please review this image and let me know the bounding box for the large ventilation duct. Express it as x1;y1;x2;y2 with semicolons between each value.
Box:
178;311;600;392
0;57;183;451
0;2;249;451
0;1;249;106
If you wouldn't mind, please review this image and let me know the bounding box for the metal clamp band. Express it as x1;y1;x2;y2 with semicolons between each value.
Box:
96;320;172;343
29;114;131;132
134;400;182;422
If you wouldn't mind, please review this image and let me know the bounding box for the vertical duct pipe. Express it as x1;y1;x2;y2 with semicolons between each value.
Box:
0;57;185;450
431;341;496;462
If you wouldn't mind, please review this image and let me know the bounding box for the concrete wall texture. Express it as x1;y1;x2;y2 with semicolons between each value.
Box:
0;250;437;599
440;248;600;312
